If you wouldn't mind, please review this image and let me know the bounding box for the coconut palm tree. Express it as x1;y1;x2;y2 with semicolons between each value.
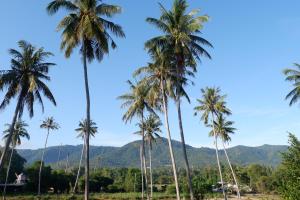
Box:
73;119;98;193
118;80;156;200
134;47;181;200
194;87;231;200
2;121;30;200
0;40;56;171
46;1;125;198
38;117;59;196
135;114;162;199
145;1;212;198
283;63;300;106
209;115;241;199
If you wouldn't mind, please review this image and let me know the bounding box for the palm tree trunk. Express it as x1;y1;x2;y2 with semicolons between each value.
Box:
73;142;85;193
222;141;241;199
0;97;22;171
38;129;50;196
140;145;144;200
2;147;14;200
148;140;153;199
176;98;194;200
211;114;226;200
160;81;180;200
83;41;91;200
141;114;150;200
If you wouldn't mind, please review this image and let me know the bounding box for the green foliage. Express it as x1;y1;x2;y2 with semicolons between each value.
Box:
0;148;26;183
25;161;52;192
78;172;114;192
192;176;212;200
276;133;300;199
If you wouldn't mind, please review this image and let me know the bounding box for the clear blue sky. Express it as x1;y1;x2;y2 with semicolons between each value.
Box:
1;0;300;149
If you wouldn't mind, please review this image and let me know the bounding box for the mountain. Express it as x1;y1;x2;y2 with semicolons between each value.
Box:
17;138;288;168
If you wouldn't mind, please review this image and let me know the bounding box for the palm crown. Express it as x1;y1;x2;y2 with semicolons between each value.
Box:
283;63;300;106
118;80;156;123
145;0;212;75
0;40;56;117
75;119;98;139
40;117;60;131
194;87;231;124
209;115;236;143
135;114;162;148
47;0;125;60
3;121;30;147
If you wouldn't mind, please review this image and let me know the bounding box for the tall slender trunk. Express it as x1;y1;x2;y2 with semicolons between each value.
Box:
141;114;150;200
73;142;85;193
211;114;226;200
175;53;194;199
2;147;14;200
83;41;91;200
0;98;22;171
160;81;180;200
222;141;241;199
148;140;153;199
38;129;50;196
65;153;69;173
140;145;144;200
176;98;194;200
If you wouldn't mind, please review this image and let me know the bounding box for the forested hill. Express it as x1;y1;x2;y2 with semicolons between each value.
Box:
17;138;288;168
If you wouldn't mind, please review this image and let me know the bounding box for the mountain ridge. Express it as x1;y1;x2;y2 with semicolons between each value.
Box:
16;138;288;168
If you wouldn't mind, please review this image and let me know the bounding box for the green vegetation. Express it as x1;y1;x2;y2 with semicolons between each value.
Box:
0;0;300;199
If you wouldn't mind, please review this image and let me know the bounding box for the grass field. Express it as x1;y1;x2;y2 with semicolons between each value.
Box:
2;193;281;200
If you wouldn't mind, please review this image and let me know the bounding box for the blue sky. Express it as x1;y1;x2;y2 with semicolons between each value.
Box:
1;0;300;149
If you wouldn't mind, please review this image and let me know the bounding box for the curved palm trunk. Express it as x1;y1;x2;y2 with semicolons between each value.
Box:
83;42;91;200
175;54;194;200
140;145;144;200
161;81;180;200
211;114;226;200
148;140;153;199
141;114;150;200
222;141;241;199
2;147;14;200
38;129;50;196
176;98;194;200
73;142;85;193
0;98;22;171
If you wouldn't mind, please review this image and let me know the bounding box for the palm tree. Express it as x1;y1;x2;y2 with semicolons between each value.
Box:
283;63;300;106
194;87;231;200
210;115;241;199
0;40;56;171
38;117;59;196
145;1;212;198
2;121;30;200
73;119;98;193
134;48;181;200
46;1;125;198
135;114;162;199
118;80;155;200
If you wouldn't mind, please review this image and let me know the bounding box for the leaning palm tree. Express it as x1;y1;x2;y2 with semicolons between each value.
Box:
38;117;59;196
134;47;181;200
135;114;162;199
194;87;231;200
118;80;155;200
145;1;212;198
0;40;56;171
73;119;98;193
46;1;125;198
209;115;241;199
2;121;30;200
283;63;300;106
